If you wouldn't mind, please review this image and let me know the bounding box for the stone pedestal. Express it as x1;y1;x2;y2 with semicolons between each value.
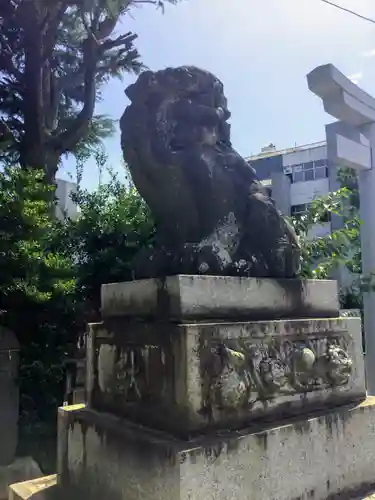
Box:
57;276;368;499
88;316;364;437
57;399;375;500
101;275;340;321
89;276;365;436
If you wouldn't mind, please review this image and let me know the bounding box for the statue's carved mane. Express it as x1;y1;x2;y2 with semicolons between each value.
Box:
121;66;232;157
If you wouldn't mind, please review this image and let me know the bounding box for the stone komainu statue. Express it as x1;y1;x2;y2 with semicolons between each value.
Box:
120;66;300;279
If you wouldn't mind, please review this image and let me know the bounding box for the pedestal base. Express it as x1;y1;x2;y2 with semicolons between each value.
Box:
58;399;375;500
0;458;42;500
8;475;56;500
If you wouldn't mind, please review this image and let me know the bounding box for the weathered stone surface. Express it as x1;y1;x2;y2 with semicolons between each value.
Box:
360;492;375;500
120;66;300;279
340;309;361;318
57;398;375;500
0;327;19;466
101;275;340;321
8;475;57;500
86;316;365;436
0;458;42;500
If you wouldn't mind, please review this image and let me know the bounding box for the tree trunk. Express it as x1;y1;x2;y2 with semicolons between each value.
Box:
20;3;46;172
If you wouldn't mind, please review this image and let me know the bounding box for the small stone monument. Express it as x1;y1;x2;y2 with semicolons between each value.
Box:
0;326;19;466
0;326;42;500
56;67;373;500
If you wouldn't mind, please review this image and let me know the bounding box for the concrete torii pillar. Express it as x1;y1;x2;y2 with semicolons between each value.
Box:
307;64;375;394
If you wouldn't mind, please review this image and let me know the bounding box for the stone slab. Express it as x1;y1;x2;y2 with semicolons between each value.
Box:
0;458;42;500
87;316;365;436
57;398;375;500
8;475;56;500
0;326;19;466
101;275;340;321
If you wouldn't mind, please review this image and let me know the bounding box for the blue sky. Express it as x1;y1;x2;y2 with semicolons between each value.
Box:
61;0;375;189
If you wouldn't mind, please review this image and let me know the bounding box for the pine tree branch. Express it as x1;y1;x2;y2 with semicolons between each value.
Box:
50;38;98;155
49;28;139;153
131;0;163;5
55;32;137;96
101;32;137;51
42;2;67;61
0;33;22;80
0;53;22;81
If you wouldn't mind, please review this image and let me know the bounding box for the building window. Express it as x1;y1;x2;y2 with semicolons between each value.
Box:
291;203;331;222
319;210;331;223
304;169;314;181
291;203;309;217
314;159;326;166
293;170;305;182
303;161;314;171
315;165;328;179
291;160;328;183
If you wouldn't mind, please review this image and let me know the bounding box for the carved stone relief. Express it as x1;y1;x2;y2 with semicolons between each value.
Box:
91;321;356;432
96;344;168;403
201;336;353;413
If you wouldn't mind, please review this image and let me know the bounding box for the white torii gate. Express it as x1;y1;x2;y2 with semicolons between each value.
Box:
307;63;375;394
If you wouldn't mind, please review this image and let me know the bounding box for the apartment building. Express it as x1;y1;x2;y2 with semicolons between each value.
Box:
246;141;343;239
247;142;358;288
55;178;78;220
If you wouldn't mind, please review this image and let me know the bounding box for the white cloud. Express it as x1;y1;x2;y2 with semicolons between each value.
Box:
362;49;375;58
348;72;363;84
